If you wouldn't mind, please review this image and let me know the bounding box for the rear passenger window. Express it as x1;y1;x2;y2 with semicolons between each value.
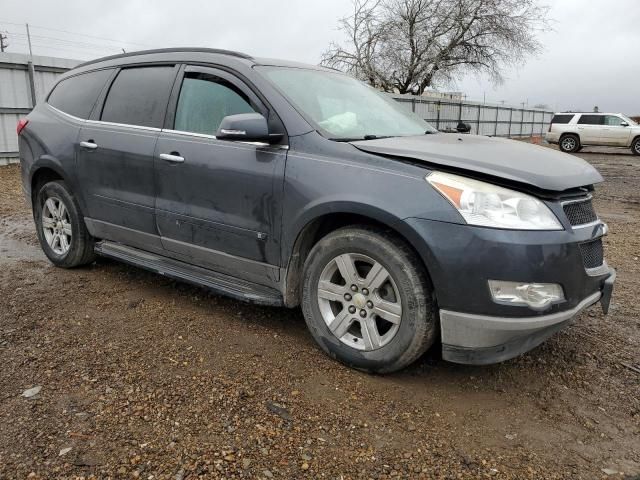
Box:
550;114;574;124
47;69;112;119
174;73;257;135
101;66;176;128
578;115;603;125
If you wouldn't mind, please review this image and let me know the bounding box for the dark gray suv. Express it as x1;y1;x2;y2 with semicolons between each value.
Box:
18;48;615;372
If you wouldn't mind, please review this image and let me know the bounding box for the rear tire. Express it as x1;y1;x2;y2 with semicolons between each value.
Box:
559;134;580;153
301;226;437;373
34;180;96;268
632;137;640;156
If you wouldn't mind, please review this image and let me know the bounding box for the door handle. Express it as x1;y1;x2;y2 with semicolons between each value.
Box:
80;140;98;150
159;153;185;163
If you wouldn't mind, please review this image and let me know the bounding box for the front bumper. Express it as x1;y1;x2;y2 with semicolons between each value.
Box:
402;217;615;364
440;267;615;364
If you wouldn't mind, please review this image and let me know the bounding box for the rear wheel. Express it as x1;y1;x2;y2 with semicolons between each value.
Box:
559;134;580;153
632;137;640;156
301;226;437;373
34;180;96;268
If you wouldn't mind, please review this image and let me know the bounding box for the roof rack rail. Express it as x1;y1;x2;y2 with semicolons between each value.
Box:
76;47;253;69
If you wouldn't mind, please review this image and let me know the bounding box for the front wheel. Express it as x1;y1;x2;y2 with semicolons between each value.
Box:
632;138;640;156
34;180;96;268
559;134;580;153
301;226;437;373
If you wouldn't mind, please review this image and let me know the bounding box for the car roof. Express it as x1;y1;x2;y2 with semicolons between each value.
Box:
76;47;332;72
553;112;623;116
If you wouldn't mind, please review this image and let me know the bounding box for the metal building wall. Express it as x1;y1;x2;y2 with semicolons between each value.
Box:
392;93;553;138
0;52;79;165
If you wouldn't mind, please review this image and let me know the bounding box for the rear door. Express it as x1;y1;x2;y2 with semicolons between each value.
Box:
576;114;604;144
77;65;178;250
600;115;632;146
154;65;287;286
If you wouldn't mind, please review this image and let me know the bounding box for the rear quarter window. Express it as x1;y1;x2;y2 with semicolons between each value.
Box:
551;114;574;124
100;66;176;129
47;69;113;119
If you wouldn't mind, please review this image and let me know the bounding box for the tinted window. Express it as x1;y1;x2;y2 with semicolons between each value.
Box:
174;73;257;135
47;69;112;119
550;114;574;124
101;66;175;128
604;115;624;126
578;115;603;125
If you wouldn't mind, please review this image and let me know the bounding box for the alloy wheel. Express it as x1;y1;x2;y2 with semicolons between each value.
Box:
41;196;72;255
561;137;576;151
317;253;402;351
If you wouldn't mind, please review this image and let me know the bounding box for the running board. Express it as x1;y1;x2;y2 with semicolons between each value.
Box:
95;241;284;306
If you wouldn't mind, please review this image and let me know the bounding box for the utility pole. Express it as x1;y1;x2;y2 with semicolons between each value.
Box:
0;32;8;52
25;23;37;107
26;23;33;57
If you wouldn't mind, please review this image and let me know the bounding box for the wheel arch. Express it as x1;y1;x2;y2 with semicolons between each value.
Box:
29;159;69;207
282;204;437;308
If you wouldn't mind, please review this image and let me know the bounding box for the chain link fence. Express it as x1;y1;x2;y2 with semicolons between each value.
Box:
391;94;554;137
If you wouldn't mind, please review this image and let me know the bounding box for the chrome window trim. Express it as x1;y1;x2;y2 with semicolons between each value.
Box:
161;128;288;149
47;103;162;132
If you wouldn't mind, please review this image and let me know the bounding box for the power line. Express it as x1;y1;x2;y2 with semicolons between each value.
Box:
0;19;157;48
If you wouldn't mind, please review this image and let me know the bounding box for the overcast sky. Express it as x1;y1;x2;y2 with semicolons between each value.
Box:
2;0;639;114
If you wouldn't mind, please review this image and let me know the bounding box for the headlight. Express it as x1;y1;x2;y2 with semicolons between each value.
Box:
426;172;562;230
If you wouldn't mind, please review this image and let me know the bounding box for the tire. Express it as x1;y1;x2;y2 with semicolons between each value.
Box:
559;134;580;153
632;137;640;156
34;180;96;268
301;226;437;373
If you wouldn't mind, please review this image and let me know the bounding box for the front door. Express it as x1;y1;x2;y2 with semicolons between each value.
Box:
600;115;632;146
77;65;177;250
154;66;287;286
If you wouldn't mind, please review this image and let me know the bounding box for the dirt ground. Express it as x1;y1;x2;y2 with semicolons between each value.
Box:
0;145;638;479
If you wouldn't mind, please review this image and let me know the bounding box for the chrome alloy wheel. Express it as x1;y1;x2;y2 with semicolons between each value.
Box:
41;196;72;255
317;253;402;351
635;141;640;154
561;136;577;151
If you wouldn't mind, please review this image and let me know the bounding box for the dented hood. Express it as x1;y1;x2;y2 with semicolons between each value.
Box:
351;134;603;192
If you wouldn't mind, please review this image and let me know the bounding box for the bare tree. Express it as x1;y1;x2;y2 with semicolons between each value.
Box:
322;0;550;95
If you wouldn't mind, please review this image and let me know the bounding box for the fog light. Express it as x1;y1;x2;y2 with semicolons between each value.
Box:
488;280;565;311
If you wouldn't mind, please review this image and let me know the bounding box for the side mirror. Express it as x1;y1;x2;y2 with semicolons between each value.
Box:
216;113;270;142
620;122;629;127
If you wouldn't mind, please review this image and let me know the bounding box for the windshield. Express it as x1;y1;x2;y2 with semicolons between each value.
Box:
257;66;436;140
621;114;638;125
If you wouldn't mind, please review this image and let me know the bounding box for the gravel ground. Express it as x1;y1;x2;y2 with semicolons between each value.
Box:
0;146;639;479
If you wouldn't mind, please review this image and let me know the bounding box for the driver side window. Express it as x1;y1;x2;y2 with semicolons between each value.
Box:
174;73;257;136
604;115;624;126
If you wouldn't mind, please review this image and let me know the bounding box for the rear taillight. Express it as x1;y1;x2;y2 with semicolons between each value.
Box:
17;119;29;136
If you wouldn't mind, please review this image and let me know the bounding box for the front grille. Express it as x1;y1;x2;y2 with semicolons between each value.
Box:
579;238;604;269
563;198;598;226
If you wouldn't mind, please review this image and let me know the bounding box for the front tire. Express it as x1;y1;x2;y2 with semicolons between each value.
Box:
559;134;580;153
301;226;437;373
34;180;96;268
632;137;640;156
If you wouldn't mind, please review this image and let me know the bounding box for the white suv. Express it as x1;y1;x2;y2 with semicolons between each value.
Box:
546;112;640;155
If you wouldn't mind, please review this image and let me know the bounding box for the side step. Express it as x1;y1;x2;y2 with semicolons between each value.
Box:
95;241;284;306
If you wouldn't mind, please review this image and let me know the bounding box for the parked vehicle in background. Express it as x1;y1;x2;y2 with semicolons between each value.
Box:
17;48;615;373
546;112;640;155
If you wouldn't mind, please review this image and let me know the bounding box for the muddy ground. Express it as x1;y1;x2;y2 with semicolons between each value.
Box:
0;146;638;479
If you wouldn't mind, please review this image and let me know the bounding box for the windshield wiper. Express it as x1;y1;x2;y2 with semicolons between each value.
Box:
328;134;398;142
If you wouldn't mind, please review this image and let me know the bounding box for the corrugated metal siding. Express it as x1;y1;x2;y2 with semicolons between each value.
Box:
390;93;553;138
0;52;80;162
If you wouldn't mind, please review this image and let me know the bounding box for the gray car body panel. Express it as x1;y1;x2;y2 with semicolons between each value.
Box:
352;133;604;192
18;48;615;366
